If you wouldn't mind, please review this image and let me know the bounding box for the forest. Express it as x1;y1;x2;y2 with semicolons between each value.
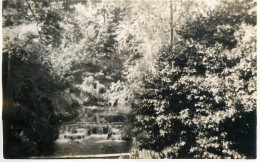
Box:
2;0;257;159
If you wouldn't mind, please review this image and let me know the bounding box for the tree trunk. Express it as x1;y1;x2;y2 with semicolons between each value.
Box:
2;52;9;95
170;0;173;49
2;52;13;109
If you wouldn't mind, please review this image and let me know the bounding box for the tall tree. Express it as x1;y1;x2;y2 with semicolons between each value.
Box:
170;0;173;48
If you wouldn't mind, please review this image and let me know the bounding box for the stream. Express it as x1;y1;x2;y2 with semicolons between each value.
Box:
38;106;132;158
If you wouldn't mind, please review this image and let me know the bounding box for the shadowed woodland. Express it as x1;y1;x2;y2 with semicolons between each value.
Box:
2;0;257;159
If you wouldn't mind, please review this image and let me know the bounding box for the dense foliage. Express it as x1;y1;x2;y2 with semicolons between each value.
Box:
132;0;256;159
2;0;256;159
2;0;78;158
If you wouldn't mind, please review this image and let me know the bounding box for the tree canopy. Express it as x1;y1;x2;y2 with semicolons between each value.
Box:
2;0;256;159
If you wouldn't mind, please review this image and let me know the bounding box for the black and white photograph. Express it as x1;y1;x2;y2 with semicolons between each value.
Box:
1;0;257;159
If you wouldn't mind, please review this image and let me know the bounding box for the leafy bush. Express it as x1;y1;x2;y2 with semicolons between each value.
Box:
131;0;256;159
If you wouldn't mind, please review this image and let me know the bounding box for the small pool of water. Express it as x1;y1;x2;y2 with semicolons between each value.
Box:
51;134;131;156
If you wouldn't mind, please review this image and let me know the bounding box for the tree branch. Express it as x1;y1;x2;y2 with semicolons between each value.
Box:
25;0;43;42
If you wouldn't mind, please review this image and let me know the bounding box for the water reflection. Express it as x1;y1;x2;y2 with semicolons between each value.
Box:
52;134;131;156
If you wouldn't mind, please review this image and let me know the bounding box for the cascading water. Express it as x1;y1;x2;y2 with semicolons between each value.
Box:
52;106;131;156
